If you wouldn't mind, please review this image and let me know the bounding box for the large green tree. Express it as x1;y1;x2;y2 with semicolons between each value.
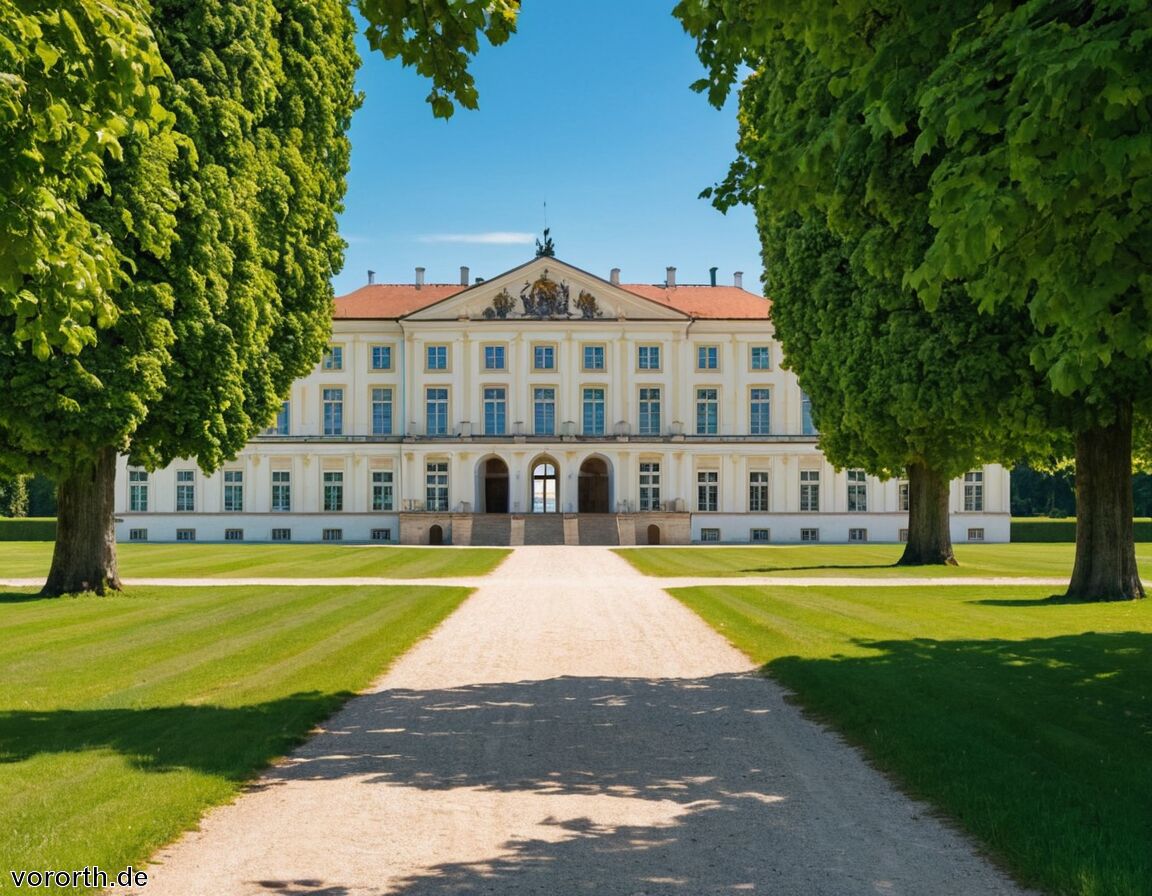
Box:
2;0;517;595
676;0;1145;597
906;0;1151;599
679;5;1055;565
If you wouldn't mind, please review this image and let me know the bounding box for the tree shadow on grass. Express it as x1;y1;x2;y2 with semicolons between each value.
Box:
738;563;899;574
0;590;54;604
0;691;353;779
765;631;1152;896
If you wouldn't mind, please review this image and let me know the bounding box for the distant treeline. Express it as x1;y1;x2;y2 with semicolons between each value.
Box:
1011;466;1152;518
0;475;57;518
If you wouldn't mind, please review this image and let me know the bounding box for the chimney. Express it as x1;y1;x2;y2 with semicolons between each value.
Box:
666;266;677;288
460;265;470;286
734;271;744;289
367;270;375;285
610;267;620;286
709;266;718;287
415;266;425;289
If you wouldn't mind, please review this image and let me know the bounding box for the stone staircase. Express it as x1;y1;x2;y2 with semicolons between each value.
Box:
469;514;512;546
577;514;621;546
522;514;566;545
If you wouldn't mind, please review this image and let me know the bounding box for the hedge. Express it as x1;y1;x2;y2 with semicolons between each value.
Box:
0;518;56;541
1011;518;1152;543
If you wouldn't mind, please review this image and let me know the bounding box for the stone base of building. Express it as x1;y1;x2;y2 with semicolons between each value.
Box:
398;512;693;546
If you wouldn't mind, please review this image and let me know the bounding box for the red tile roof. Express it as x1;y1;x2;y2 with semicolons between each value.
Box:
334;283;466;319
333;281;770;320
620;284;770;319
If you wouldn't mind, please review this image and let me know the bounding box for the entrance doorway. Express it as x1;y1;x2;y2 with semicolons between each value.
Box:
482;458;509;513
429;524;444;545
578;457;610;513
531;460;559;512
647;524;661;545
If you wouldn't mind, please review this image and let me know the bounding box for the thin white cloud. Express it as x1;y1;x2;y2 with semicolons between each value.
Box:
417;232;535;245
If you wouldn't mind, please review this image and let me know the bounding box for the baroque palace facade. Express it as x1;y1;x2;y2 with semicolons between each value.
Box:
113;256;1009;545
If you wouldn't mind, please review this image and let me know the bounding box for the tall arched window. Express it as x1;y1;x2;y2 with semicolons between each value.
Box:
531;462;558;513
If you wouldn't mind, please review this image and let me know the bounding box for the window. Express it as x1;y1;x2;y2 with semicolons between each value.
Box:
533;344;555;370
847;469;868;512
637;344;661;370
700;528;721;542
371;528;392;542
849;528;868;542
128;469;149;512
639;462;661;511
483;344;506;370
484;387;507;435
801;527;820;542
800;470;820;512
801;391;817;435
968;527;985;542
372;470;394;511
322;345;343;370
696;345;719;370
323;471;343;512
271;527;291;541
582;344;605;370
176;470;195;512
426;461;449;511
129;528;147;542
176;528;196;542
322;528;343;542
271;470;291;512
638;387;662;435
749;471;769;512
426;344;448;370
322;387;344;435
370;387;393;436
533;387;556;435
274;400;290;435
582;387;605;435
370;344;392;370
749;388;771;435
532;461;558;513
225;528;243;541
696;388;718;435
426;387;449;435
899;528;909;543
899;481;910;512
751;528;771;543
750;345;771;370
697;470;719;512
964;471;984;512
223;470;243;512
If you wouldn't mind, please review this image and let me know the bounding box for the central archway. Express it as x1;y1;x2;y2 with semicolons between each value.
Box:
578;457;611;513
480;457;509;513
530;457;559;513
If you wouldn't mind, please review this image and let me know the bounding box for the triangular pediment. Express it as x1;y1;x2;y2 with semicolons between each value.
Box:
401;257;690;322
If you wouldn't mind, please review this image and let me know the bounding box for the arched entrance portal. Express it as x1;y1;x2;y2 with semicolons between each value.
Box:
482;457;509;513
647;524;661;545
531;460;559;513
429;524;444;545
578;457;611;513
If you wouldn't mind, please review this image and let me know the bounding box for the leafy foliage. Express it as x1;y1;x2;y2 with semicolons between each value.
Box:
358;0;519;118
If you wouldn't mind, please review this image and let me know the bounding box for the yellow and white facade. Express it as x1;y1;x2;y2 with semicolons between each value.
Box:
114;257;1010;545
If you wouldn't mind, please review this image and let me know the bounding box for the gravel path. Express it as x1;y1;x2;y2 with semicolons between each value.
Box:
122;546;1032;896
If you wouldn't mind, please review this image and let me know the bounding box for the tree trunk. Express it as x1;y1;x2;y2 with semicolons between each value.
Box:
1066;400;1145;601
897;461;957;566
42;446;121;596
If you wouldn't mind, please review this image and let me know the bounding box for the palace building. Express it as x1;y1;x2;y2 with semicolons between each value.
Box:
113;256;1010;545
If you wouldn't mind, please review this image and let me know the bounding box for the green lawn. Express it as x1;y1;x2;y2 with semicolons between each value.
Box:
670;582;1152;896
0;542;509;580
616;542;1152;580
0;584;471;893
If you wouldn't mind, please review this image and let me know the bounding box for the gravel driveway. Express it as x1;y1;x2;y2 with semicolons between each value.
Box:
127;546;1032;895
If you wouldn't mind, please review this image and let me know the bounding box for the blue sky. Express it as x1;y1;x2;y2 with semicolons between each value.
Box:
332;1;763;295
